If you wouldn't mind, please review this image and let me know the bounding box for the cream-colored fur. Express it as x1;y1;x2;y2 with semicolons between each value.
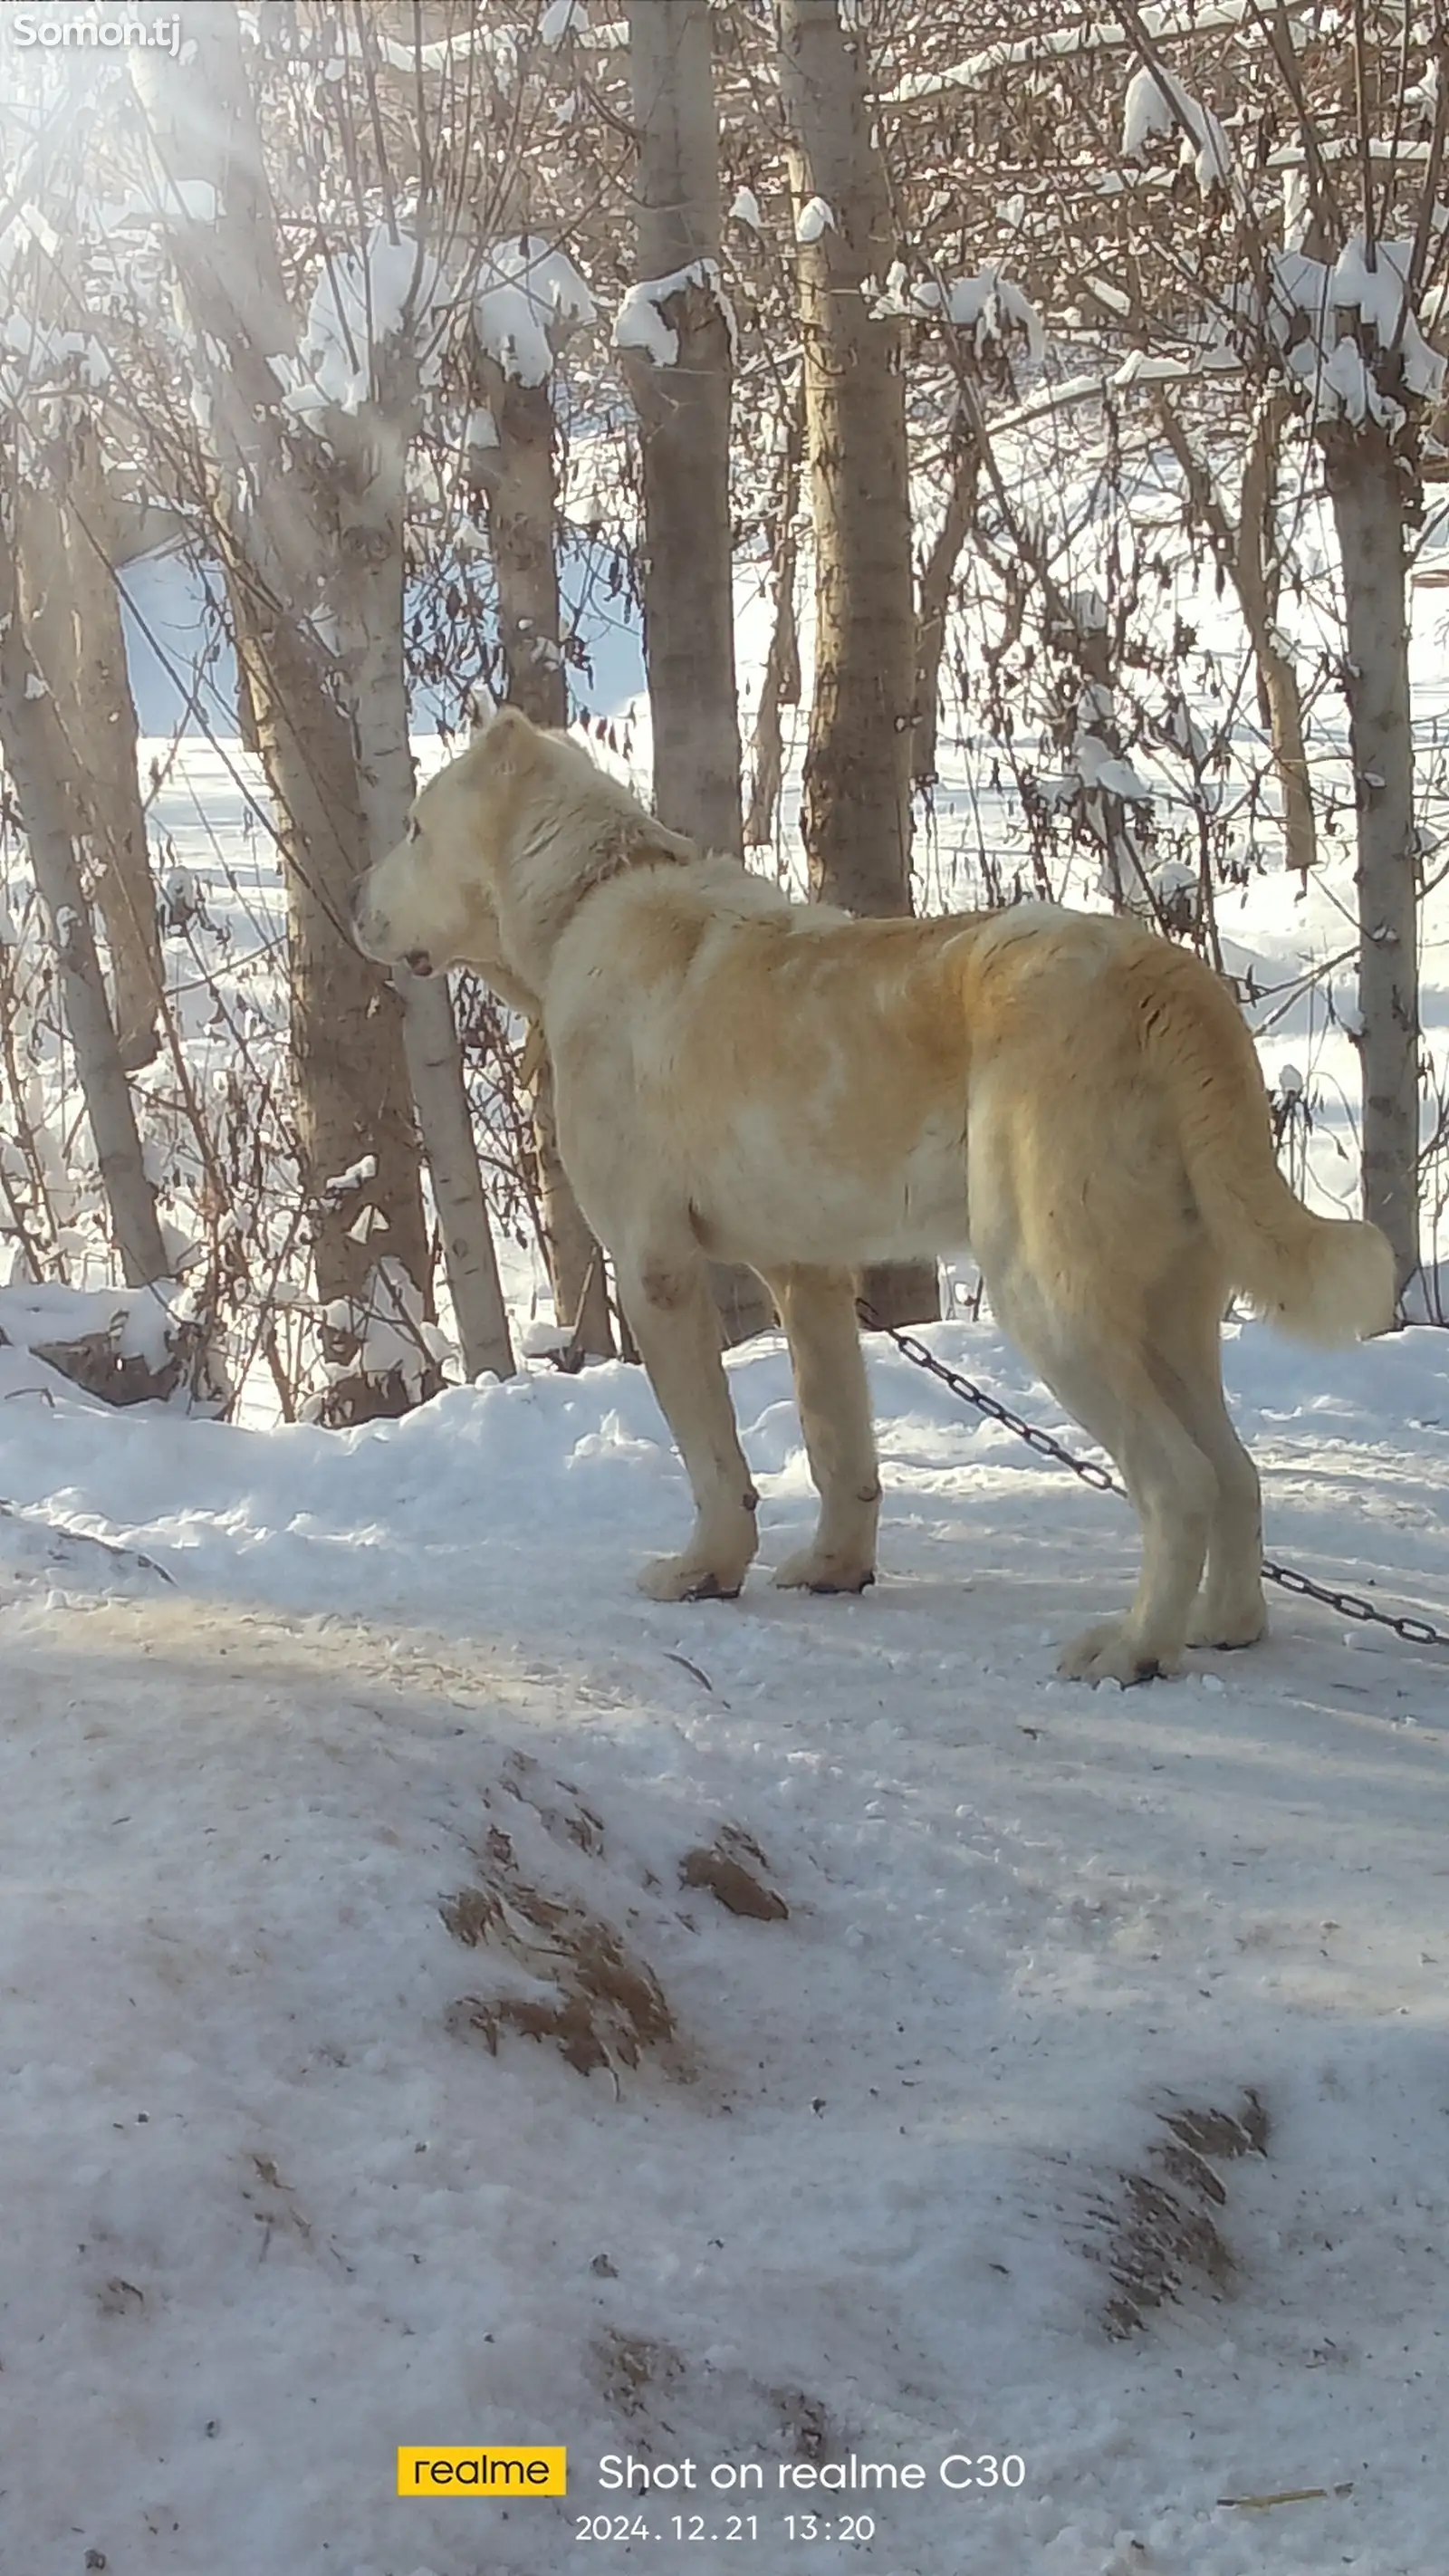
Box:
354;708;1395;1685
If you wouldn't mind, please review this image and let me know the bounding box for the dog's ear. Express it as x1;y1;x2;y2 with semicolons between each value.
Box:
483;704;537;761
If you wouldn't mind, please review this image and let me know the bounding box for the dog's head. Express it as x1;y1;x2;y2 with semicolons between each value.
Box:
351;705;548;1006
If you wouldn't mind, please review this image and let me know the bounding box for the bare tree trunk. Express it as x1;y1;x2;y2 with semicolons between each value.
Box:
1236;394;1316;879
1156;391;1317;878
780;0;914;912
16;473;164;1074
744;383;804;850
403;978;516;1380
0;531;168;1288
330;445;515;1384
623;0;745;859
1325;428;1420;1295
0;943;54;1279
779;0;937;1327
475;357;612;1358
913;412;981;792
234;608;430;1316
62;427;167;1066
624;0;773;1343
475;369;567;721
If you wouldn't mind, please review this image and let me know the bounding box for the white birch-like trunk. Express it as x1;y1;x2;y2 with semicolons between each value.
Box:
16;476;165;1074
61;431;167;1067
331;428;514;1381
473;355;612;1359
0;534;168;1289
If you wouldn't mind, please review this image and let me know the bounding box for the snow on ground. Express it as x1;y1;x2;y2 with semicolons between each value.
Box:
4;495;1446;2574
2;1317;1447;2575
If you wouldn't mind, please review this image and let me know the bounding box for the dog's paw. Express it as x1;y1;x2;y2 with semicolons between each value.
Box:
772;1545;876;1595
638;1554;746;1604
1185;1595;1268;1650
1058;1618;1180;1687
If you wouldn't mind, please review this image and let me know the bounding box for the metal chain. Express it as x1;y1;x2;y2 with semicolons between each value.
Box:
863;1312;1449;1655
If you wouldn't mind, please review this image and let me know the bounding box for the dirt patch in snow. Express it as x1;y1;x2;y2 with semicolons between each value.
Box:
442;1831;683;2083
592;2327;835;2467
1096;2090;1270;2335
680;1824;789;1921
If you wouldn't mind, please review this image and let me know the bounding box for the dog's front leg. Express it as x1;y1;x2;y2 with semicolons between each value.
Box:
618;1250;760;1601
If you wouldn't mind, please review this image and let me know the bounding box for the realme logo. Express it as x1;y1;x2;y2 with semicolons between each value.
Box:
397;2446;566;2496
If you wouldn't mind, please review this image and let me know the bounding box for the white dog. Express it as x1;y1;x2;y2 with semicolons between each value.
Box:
355;708;1392;1684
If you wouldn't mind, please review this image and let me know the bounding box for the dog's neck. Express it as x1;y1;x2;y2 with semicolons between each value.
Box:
499;812;698;997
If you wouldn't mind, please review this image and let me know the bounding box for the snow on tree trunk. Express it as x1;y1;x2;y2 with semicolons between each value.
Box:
0;533;168;1290
621;0;773;1347
474;359;611;1360
1326;428;1421;1295
778;0;937;1329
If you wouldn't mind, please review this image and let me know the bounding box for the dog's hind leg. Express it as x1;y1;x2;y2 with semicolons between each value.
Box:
617;1247;761;1602
986;1272;1215;1685
765;1265;880;1593
1145;1254;1266;1651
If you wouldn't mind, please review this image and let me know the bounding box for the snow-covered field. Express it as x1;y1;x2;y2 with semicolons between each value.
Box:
2;1311;1447;2576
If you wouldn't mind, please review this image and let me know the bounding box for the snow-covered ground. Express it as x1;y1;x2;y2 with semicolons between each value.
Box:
2;1314;1446;2575
2;494;1446;2576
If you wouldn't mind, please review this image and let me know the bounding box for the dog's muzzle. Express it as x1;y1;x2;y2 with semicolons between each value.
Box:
350;879;428;976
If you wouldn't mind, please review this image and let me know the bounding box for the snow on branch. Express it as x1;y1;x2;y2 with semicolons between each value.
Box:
0;313;110;392
371;23;519;78
795;197;835;245
475;235;595;387
1121;62;1235;197
865;262;1046;363
274;226;454;420
883;0;1311;104
613;259;739;369
102;175;220;230
540;0;589;41
1254;236;1446;430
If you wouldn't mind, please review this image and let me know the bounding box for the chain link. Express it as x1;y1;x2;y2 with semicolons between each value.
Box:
862;1310;1449;1655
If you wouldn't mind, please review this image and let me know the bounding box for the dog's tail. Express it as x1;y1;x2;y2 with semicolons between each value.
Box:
1129;938;1395;1344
